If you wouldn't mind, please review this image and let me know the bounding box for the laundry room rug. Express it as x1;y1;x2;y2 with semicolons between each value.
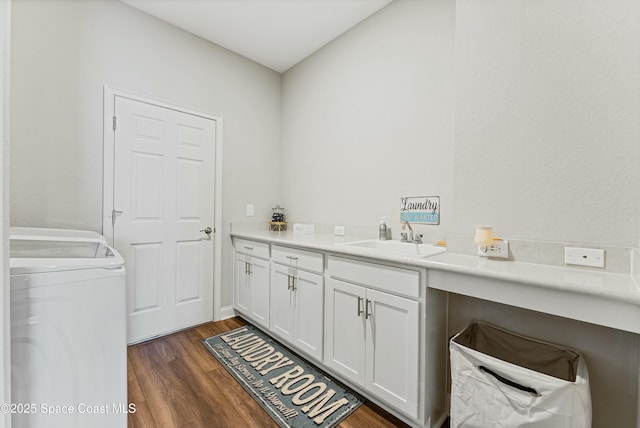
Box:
202;324;363;428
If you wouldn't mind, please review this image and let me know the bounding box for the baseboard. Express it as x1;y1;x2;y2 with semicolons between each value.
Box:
219;305;236;320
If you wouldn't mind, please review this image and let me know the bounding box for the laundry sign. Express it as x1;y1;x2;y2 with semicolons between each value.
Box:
400;196;440;225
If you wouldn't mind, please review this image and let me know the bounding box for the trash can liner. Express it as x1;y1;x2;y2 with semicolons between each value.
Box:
449;321;592;428
453;321;580;382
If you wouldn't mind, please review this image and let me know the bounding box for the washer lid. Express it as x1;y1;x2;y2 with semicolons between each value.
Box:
10;227;107;243
10;239;124;274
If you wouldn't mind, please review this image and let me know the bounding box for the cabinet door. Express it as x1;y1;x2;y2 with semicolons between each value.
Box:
324;278;366;385
365;288;419;418
293;270;324;361
234;252;251;314
270;264;295;342
249;257;270;328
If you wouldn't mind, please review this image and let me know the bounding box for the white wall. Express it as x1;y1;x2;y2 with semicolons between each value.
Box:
453;0;640;247
10;0;282;306
281;0;640;247
449;4;640;425
0;1;10;426
280;3;640;425
281;0;455;243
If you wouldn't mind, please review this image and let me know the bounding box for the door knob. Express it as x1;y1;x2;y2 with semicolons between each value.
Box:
200;227;213;235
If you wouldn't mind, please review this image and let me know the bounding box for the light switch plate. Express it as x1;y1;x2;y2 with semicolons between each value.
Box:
565;247;605;268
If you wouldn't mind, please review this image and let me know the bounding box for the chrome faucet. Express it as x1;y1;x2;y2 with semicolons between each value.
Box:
401;221;423;244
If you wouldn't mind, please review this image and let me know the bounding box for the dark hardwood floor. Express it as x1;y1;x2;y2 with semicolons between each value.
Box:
127;317;410;428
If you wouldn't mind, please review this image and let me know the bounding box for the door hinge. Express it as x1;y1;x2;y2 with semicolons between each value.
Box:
112;115;117;131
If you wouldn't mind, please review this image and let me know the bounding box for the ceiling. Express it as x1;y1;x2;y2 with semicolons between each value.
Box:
120;0;393;73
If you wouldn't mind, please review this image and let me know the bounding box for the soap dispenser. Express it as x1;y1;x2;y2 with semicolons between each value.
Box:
379;217;388;241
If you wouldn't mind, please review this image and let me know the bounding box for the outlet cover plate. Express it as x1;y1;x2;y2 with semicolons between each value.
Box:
565;247;605;268
246;204;254;217
334;225;345;236
478;240;509;259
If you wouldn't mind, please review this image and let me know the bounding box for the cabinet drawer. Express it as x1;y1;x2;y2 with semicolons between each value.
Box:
272;245;323;274
328;256;420;299
235;238;270;259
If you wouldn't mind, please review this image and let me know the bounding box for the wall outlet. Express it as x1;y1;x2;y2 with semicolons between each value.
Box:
565;247;605;268
334;225;345;236
478;240;509;259
293;223;315;234
246;204;254;217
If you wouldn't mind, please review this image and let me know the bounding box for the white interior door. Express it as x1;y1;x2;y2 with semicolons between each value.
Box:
112;95;216;343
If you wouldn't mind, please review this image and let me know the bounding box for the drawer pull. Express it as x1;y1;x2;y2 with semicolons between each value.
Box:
244;246;253;250
286;256;298;261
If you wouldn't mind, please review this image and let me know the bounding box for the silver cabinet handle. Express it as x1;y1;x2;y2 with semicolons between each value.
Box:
285;256;298;260
200;227;213;235
287;274;297;291
357;297;363;317
244;246;253;250
365;299;372;319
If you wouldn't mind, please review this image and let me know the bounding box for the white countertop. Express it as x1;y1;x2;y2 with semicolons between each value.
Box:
231;229;640;333
232;229;639;303
425;252;640;304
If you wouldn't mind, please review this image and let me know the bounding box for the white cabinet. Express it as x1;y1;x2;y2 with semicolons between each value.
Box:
365;287;419;414
270;245;324;361
233;239;270;328
230;238;446;426
324;279;367;383
325;257;420;419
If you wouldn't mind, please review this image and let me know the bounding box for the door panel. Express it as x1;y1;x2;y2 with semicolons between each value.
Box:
324;278;366;385
234;254;251;314
131;152;163;220
175;240;201;303
294;270;324;361
130;242;163;313
250;258;270;328
176;158;202;220
131;112;164;143
270;264;294;341
365;288;419;418
113;96;215;343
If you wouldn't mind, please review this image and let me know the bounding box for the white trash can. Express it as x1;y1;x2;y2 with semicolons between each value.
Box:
449;321;591;428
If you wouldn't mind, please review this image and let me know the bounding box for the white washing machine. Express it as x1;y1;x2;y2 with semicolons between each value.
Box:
10;229;127;428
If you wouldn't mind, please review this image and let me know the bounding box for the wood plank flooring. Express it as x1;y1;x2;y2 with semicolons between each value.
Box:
127;317;410;428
